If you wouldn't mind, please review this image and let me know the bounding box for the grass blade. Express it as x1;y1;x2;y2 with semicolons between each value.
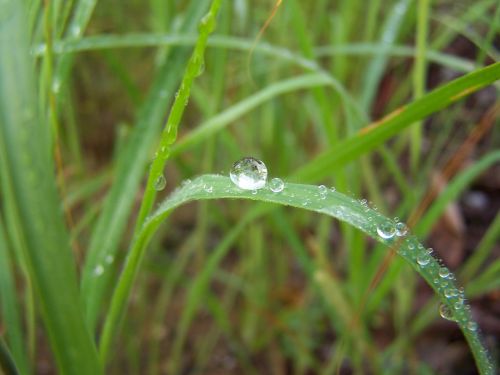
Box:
134;174;494;374
0;1;101;373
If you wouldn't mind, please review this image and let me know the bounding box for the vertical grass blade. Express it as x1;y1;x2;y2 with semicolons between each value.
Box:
0;1;101;373
80;0;212;331
0;217;29;375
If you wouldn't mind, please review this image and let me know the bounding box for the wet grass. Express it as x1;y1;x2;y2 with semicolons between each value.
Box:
0;0;499;374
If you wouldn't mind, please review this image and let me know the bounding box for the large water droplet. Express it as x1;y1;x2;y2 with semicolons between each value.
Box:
439;303;455;321
269;178;284;193
377;221;396;239
154;175;166;191
230;157;268;190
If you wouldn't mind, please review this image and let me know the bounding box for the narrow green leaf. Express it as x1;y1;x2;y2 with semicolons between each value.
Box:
133;174;493;375
0;1;101;373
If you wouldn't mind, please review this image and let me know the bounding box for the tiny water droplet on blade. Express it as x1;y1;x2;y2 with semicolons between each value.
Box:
93;265;104;277
439;267;450;279
230;157;268;190
269;178;284;193
154;175;166;191
395;222;408;236
376;221;396;240
203;184;213;193
318;185;327;199
439;303;454;321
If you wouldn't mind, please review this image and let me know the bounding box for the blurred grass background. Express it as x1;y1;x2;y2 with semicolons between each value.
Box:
1;0;500;374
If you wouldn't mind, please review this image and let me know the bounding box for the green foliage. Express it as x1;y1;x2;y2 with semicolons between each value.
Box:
0;0;499;374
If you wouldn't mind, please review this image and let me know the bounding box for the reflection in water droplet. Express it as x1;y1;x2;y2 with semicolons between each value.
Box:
230;157;268;190
439;303;455;321
269;178;284;193
154;175;166;191
377;221;396;240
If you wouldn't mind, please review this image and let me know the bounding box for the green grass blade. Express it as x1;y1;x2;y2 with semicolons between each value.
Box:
360;0;411;111
80;0;212;331
294;62;500;182
0;1;101;373
97;0;223;363
415;151;500;236
0;217;29;375
0;337;19;375
132;174;494;374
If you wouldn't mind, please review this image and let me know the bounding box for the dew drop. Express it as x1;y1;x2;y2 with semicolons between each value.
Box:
376;221;396;240
154;175;166;191
395;222;408;236
230;157;268;190
269;178;284;193
318;185;328;199
439;303;455;321
203;184;213;193
105;255;114;264
439;267;450;279
416;250;431;266
467;321;478;331
93;264;104;277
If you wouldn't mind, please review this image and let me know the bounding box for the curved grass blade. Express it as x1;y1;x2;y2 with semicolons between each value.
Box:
0;1;101;373
104;175;494;374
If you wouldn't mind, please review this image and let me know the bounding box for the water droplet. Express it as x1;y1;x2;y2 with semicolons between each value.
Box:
269;178;284;193
71;25;81;36
439;267;450;279
230;157;268;190
203;184;213;193
439;303;454;321
154;175;166;191
416;250;431;266
467;321;478;331
377;221;396;240
181;179;192;187
52;78;61;94
318;185;328;199
395;222;408;236
330;187;336;192
93;265;104;277
251;189;258;195
444;288;454;298
105;255;114;264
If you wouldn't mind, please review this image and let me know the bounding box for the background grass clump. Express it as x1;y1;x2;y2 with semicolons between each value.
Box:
0;0;499;374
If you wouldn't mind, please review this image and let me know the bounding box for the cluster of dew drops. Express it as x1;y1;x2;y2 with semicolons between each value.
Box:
225;158;479;332
151;157;480;334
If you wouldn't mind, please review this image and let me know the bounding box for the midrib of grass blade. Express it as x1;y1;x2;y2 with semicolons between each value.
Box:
97;0;223;363
0;217;29;375
134;174;492;374
0;1;101;373
80;0;212;332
